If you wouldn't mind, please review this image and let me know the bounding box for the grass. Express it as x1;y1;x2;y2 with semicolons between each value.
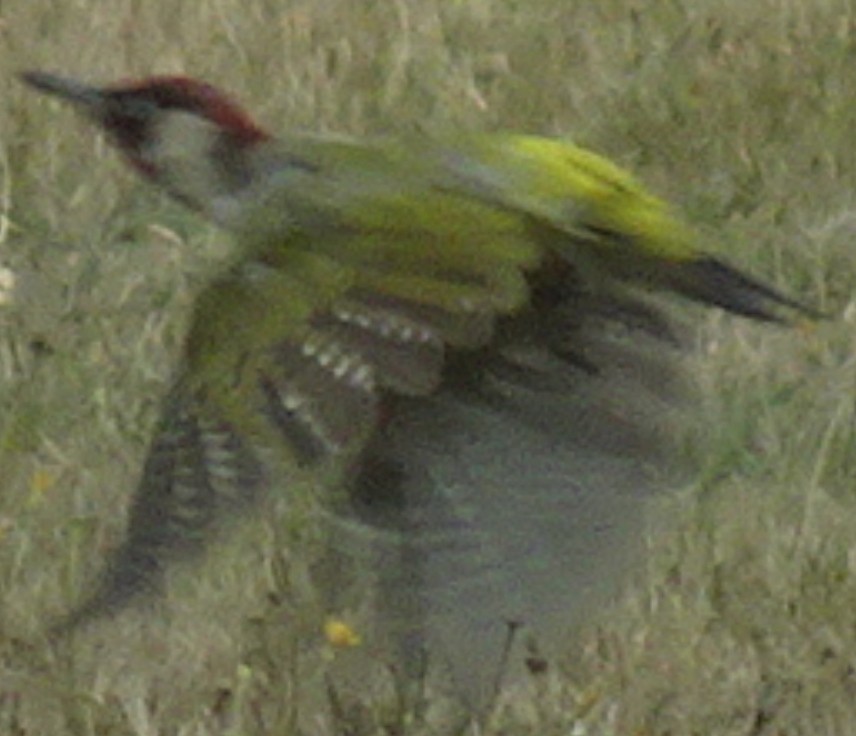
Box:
2;0;856;733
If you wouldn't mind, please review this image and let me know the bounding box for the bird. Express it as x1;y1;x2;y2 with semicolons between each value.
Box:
21;70;820;712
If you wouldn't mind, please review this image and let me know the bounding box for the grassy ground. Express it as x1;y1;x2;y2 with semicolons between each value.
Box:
1;0;856;733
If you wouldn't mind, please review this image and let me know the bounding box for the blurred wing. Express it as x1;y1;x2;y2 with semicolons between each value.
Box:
56;176;542;633
323;274;692;709
55;381;268;632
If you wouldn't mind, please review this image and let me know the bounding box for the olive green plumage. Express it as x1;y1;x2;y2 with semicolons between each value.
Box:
21;71;821;709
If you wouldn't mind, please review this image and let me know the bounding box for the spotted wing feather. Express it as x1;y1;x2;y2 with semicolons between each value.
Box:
57;181;538;633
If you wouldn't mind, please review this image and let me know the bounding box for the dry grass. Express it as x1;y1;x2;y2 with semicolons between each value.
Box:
1;0;856;733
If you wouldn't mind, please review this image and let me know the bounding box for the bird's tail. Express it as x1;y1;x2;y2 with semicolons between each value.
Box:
659;255;824;322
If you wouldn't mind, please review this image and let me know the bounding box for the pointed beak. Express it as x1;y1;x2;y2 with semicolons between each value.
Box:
19;71;106;113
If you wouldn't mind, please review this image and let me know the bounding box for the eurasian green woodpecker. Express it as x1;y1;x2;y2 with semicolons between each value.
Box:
22;71;820;709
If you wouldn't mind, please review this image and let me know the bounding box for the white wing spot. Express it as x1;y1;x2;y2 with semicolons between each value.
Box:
333;356;352;379
302;331;376;392
349;364;375;390
280;389;304;411
271;381;343;455
301;339;319;358
334;304;439;345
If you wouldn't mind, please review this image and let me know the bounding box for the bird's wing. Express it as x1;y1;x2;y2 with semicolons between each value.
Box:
56;140;804;712
249;159;695;704
261;132;820;322
56;176;543;632
321;279;691;709
429;134;821;321
54;379;269;632
225;149;705;708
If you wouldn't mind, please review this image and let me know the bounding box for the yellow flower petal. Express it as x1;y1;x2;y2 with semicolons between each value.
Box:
323;618;361;649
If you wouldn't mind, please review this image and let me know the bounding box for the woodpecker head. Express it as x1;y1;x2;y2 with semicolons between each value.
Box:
21;71;270;174
21;71;274;220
